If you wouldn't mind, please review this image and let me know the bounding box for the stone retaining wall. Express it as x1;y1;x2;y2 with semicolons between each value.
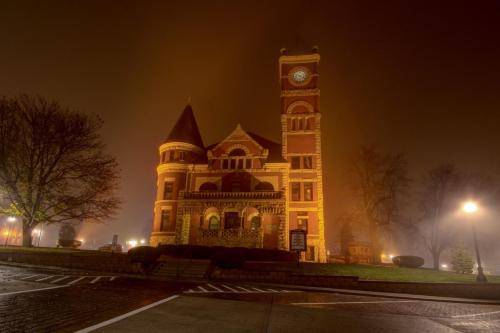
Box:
0;247;135;273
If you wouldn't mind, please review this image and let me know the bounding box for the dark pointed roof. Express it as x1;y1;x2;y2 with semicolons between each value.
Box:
165;104;204;149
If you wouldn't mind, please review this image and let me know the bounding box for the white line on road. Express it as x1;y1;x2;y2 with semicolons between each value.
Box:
90;276;101;284
20;274;40;280
51;276;70;283
197;286;209;292
74;295;179;333
110;276;116;281
67;276;86;285
235;285;252;292
207;284;223;292
452;310;500;318
221;284;239;292
35;275;56;282
252;287;266;292
267;289;279;293
292;300;419;305
0;285;69;297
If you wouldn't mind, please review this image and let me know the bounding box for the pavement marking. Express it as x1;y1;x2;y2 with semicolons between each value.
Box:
0;285;69;297
292;300;420;305
90;276;101;284
74;294;179;333
67;276;87;285
110;276;116;281
235;285;252;292
221;284;239;292
184;284;301;294
51;276;70;283
35;275;56;282
20;274;40;280
451;310;500;318
207;284;224;292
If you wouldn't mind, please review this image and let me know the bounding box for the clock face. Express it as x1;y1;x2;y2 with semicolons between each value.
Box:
289;67;311;85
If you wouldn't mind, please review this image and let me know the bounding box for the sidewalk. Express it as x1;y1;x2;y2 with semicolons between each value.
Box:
76;295;456;333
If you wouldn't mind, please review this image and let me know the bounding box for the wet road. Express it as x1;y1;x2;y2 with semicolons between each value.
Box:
1;264;500;332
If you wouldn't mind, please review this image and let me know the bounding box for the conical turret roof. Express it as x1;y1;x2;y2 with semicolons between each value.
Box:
165;104;204;149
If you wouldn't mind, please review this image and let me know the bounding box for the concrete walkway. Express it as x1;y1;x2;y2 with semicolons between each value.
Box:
84;295;457;333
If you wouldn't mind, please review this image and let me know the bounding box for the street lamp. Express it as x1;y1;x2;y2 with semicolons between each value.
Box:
462;201;487;283
4;216;16;246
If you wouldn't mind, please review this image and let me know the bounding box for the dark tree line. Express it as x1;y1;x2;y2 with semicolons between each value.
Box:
345;145;498;269
0;95;120;247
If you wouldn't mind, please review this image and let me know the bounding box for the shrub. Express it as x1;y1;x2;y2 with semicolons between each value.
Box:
128;246;160;269
211;247;247;269
392;255;425;268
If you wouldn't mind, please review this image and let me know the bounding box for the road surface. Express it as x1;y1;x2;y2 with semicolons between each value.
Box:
1;264;499;332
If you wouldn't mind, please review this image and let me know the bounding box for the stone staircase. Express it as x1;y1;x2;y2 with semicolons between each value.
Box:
152;258;211;280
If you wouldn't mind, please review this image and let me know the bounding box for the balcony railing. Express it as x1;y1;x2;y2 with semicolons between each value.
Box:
197;228;263;248
183;191;282;200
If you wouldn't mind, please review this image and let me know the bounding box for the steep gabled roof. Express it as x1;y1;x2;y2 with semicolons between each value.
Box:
205;128;286;163
165;104;204;149
246;132;287;163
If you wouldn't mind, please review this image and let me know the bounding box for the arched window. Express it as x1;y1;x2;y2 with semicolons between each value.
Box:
229;148;246;157
250;216;261;231
208;216;220;230
255;181;274;191
199;182;217;192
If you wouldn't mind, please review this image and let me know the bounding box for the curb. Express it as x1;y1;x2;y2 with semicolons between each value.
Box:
245;281;500;305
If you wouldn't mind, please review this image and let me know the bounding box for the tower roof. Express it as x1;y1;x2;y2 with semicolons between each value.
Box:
165;104;204;149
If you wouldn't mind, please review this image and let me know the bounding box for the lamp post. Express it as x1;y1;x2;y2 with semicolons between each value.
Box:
4;216;16;247
462;201;487;283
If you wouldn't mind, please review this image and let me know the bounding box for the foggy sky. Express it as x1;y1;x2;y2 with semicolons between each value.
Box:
1;1;500;256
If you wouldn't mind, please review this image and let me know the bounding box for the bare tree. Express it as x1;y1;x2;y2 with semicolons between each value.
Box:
414;163;462;270
348;146;410;263
0;95;120;247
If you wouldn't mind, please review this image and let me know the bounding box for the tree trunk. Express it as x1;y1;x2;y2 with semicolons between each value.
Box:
432;251;440;270
369;221;382;264
22;222;33;247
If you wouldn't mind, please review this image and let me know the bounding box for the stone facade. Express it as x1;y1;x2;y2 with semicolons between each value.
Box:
150;48;327;262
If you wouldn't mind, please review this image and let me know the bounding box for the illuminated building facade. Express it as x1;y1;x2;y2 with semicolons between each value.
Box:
150;48;326;262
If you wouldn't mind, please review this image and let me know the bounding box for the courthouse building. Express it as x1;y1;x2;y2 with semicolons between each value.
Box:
150;48;326;262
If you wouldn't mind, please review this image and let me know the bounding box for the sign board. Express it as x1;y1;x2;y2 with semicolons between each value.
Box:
289;229;307;252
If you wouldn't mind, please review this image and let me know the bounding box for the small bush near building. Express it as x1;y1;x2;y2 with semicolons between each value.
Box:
152;244;297;268
392;255;425;268
128;246;160;270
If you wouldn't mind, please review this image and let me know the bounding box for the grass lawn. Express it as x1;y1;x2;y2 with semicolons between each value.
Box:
306;263;500;283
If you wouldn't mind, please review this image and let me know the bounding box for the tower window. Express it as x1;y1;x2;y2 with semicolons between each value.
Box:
303;156;313;169
160;210;171;231
304;182;313;201
291;157;301;169
237;159;243;169
297;212;308;232
222;159;229;169
291;182;301;201
160;151;166;163
230;159;236;169
245;159;252;169
163;182;174;200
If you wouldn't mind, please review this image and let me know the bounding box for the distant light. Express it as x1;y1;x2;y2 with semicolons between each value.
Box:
389;254;395;259
32;229;41;236
140;239;146;245
78;239;85;244
7;216;16;222
127;239;138;248
462;201;478;214
441;264;448;269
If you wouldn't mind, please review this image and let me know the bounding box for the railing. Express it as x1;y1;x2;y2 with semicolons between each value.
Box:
197;228;263;248
183;191;282;200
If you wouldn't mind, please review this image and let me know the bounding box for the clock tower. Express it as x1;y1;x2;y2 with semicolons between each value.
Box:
279;47;326;262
